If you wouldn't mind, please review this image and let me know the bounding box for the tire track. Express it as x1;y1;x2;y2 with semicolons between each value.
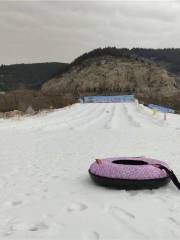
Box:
76;104;112;130
122;104;141;128
41;104;100;131
104;103;140;129
69;104;108;130
104;104;117;129
40;104;94;128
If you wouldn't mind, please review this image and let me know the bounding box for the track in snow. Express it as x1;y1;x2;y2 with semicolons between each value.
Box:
38;102;168;131
0;102;171;131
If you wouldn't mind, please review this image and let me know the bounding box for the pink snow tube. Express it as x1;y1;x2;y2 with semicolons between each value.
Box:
88;157;179;190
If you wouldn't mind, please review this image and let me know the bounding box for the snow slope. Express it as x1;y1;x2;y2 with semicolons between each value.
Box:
0;102;180;240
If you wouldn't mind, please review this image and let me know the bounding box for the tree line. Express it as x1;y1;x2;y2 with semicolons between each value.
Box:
0;62;68;91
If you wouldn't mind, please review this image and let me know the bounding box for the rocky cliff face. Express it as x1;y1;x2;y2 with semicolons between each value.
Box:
41;56;177;97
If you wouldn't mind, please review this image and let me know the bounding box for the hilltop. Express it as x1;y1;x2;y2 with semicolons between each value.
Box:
42;48;180;110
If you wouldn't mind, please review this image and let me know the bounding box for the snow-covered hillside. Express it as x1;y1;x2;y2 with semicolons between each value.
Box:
0;102;180;240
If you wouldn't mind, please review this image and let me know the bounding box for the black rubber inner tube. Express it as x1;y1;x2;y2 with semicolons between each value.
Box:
89;170;170;190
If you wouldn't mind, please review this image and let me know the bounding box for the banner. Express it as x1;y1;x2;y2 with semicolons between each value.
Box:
80;95;135;103
148;104;175;113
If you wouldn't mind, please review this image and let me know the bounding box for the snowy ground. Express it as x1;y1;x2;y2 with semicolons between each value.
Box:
0;102;180;240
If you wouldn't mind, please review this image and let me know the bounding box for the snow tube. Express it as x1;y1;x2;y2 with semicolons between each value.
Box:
89;157;180;190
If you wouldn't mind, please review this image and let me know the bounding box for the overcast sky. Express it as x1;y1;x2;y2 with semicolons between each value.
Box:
0;0;180;65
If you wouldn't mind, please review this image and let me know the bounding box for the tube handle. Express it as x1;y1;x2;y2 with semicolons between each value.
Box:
152;164;180;190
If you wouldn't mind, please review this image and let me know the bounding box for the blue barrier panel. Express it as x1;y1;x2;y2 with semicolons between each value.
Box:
148;104;175;113
80;95;135;103
79;97;84;103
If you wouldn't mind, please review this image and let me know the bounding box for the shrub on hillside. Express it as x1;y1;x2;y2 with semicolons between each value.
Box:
0;89;76;113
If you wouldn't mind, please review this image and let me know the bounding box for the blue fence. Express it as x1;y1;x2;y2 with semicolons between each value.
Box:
80;95;135;103
148;104;175;113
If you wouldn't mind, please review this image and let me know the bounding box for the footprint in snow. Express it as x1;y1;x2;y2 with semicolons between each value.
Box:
67;203;88;212
4;200;23;207
108;206;135;220
168;217;180;226
29;222;49;232
107;206;148;238
63;168;68;172
2;224;14;237
52;175;60;179
81;231;100;240
2;221;28;236
12;200;23;206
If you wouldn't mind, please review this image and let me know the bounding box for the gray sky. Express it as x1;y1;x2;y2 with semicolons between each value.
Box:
0;0;180;65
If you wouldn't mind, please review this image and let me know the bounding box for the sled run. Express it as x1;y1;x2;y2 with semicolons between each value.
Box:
0;102;180;239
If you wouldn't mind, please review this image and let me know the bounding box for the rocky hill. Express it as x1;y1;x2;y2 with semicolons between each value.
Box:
42;53;178;99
